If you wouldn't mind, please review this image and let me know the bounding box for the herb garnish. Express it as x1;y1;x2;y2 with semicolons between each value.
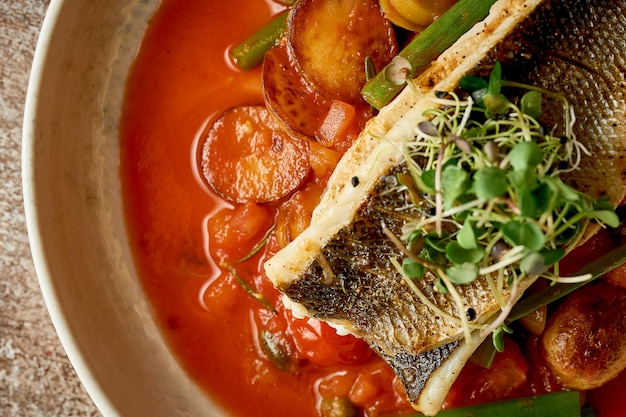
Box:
220;226;276;313
393;62;619;349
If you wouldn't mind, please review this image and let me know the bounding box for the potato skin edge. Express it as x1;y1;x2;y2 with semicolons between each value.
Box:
541;281;626;390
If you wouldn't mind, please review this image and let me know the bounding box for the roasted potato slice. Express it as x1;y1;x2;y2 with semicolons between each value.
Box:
380;0;458;31
288;0;398;103
541;281;626;390
263;41;332;139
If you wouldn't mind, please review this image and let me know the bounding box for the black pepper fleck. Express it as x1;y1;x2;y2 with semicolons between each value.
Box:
351;176;360;187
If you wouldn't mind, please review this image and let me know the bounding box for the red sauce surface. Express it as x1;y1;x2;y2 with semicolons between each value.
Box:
120;1;404;416
120;1;626;416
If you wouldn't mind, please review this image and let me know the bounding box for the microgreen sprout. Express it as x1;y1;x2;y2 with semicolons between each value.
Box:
384;56;413;86
395;63;619;347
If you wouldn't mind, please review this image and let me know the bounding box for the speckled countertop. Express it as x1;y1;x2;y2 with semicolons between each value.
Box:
0;1;101;415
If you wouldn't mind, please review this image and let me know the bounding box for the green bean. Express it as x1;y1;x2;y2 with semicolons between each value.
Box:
508;241;626;322
407;391;583;417
230;10;288;71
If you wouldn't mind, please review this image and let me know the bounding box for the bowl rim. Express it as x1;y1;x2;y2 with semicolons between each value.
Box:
21;1;120;415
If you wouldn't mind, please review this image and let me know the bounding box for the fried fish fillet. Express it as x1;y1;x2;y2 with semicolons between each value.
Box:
265;0;626;414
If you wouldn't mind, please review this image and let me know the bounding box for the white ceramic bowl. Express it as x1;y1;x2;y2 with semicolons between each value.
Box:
22;1;222;415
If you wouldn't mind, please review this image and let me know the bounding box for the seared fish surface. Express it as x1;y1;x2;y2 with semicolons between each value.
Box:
265;0;626;413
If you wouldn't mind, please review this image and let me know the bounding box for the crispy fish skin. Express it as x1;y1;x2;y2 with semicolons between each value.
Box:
279;166;500;354
265;0;626;414
485;0;626;203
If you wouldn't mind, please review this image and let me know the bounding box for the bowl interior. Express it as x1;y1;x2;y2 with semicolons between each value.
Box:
23;1;222;415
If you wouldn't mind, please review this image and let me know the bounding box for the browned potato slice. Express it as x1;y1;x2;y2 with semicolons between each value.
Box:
288;0;398;103
541;281;626;390
263;41;332;139
379;0;424;31
382;0;458;31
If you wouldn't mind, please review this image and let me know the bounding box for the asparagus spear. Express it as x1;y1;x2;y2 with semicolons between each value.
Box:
361;0;497;109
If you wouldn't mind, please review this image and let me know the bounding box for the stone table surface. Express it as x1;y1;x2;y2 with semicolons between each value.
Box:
0;1;101;416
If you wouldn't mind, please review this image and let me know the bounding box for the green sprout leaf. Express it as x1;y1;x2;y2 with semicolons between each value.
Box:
542;248;566;266
446;241;485;264
446;262;479;284
483;93;510;117
457;222;478;249
517;188;537;218
492;323;513;352
516;182;556;218
424;231;449;252
459;75;488;92
508;141;544;171
488;61;503;94
459;74;489;105
477;62;509;116
594;196;614;211
592;197;620;227
549;177;583;203
589;210;620;228
470;88;489;107
508;169;538;193
492;329;505;352
520;252;549;276
442;165;470;209
502;220;545;251
521;90;542;119
422;169;436;190
402;257;425;279
530;182;556;216
473;167;508;200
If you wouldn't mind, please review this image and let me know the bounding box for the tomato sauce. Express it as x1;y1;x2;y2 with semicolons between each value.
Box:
120;1;406;416
120;0;626;416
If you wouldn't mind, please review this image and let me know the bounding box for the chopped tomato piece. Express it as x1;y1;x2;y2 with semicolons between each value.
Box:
349;368;386;407
443;337;528;409
350;364;393;407
349;361;414;415
317;372;356;400
316;100;357;147
308;141;341;180
274;180;326;248
207;200;273;259
285;310;372;367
